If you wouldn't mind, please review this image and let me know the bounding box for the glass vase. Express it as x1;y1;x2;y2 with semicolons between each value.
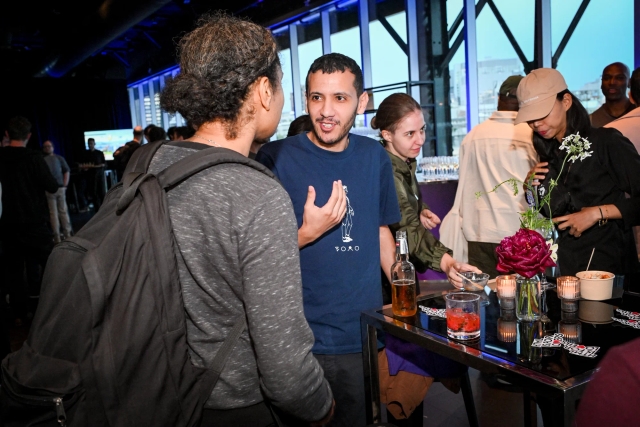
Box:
515;274;542;321
518;320;542;364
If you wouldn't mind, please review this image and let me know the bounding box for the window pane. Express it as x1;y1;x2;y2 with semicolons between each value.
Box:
330;2;361;68
370;0;408;88
298;15;323;94
153;80;162;126
143;84;152;126
475;1;530;122
273;28;296;140
447;0;463;32
552;0;634;114
276;48;296;140
449;41;467;156
489;0;534;62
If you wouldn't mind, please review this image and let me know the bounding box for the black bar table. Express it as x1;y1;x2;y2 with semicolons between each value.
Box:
361;287;640;427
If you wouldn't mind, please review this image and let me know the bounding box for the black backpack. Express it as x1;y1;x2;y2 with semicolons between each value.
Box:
0;141;275;426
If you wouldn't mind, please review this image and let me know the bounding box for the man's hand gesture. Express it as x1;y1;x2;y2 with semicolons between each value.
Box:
298;180;347;248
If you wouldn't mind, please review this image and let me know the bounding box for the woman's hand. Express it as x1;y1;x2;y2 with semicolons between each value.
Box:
554;206;603;238
440;254;482;289
525;162;549;189
420;209;441;230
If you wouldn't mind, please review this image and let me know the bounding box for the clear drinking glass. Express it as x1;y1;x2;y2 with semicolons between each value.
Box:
445;292;481;340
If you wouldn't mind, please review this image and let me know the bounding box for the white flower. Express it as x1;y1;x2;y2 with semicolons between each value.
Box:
560;133;592;163
547;239;558;262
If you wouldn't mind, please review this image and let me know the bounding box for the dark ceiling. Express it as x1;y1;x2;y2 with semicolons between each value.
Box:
0;0;331;82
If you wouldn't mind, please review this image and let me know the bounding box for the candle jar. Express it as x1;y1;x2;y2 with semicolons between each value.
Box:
497;275;517;310
557;276;580;312
445;292;481;340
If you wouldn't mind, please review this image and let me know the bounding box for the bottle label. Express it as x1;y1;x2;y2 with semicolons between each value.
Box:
398;238;409;255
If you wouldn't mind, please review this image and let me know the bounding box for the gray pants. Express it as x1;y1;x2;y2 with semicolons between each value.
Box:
46;187;72;243
314;352;366;427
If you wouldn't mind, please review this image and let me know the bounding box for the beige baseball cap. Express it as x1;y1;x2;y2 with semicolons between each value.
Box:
515;68;568;125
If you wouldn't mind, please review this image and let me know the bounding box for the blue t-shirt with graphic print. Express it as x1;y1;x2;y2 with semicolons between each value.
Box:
256;132;400;354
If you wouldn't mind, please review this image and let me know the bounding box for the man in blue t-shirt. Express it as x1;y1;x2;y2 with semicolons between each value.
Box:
256;53;400;427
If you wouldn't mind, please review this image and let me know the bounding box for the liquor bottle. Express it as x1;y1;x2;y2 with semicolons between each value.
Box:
390;230;417;317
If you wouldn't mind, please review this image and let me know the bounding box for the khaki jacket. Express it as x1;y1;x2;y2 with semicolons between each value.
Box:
387;151;451;273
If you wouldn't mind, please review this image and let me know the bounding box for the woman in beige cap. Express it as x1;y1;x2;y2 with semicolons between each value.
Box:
516;68;640;280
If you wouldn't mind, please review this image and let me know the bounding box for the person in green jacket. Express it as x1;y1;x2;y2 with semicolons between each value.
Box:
372;93;478;295
371;93;481;427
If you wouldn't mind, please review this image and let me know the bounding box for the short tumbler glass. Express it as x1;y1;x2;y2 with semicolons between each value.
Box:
445;292;481;340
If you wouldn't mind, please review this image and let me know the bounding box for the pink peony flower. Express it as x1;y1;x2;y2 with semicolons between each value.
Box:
495;228;556;278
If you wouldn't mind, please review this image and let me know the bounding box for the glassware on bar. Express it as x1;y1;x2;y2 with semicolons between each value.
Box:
391;231;417;317
557;276;580;312
496;275;517;309
445;292;481;340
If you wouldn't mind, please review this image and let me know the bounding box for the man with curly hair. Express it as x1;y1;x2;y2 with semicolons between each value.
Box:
257;53;401;426
156;14;334;427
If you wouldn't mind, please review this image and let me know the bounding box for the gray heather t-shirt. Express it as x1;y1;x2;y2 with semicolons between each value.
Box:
148;143;332;421
44;154;69;187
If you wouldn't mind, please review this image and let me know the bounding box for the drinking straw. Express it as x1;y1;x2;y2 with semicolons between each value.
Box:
586;248;595;271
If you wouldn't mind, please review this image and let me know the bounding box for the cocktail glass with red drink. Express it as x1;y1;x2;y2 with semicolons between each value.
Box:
445;292;481;340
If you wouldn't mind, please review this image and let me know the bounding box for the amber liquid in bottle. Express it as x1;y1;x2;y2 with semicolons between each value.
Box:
390;231;417;317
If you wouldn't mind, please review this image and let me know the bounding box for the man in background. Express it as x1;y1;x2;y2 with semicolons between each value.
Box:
0;117;58;324
440;75;537;277
166;126;178;140
605;66;640;261
43;140;73;243
605;67;640;152
80;137;106;211
590;62;636;128
113;125;143;180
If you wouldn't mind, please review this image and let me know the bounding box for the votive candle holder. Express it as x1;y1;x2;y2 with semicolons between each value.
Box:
496;275;516;297
557;276;580;312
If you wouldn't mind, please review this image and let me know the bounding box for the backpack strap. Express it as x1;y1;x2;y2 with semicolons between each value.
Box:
117;143;275;214
209;316;247;386
122;140;170;189
156;146;275;189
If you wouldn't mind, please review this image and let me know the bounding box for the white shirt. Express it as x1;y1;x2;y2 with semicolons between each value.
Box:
440;111;537;262
605;108;640;256
604;108;640;154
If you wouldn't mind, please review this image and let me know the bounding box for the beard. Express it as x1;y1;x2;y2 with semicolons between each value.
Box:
310;106;358;146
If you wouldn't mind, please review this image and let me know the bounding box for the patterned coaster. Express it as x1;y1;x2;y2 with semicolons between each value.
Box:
531;333;599;358
419;306;446;318
616;309;640;320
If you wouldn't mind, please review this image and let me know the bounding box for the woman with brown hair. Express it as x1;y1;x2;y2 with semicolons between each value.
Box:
372;93;478;289
371;93;478;427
